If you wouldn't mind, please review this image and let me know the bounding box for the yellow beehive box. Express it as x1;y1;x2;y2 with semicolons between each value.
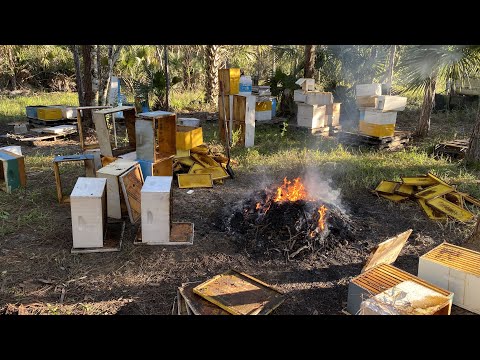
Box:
359;121;395;137
218;68;240;95
255;101;272;112
37;107;63;121
176;126;203;151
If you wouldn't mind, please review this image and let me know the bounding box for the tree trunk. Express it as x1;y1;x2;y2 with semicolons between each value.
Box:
97;45;104;105
386;45;396;95
6;46;17;90
465;100;480;163
164;45;170;110
100;45;123;106
304;45;316;78
82;45;94;126
91;45;99;105
415;76;437;138
204;45;219;105
71;45;85;106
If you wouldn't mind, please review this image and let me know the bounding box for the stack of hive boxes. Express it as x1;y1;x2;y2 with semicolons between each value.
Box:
218;68;255;147
294;78;341;134
356;84;407;138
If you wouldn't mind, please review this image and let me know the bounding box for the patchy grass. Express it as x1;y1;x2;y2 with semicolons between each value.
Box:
0;92;78;123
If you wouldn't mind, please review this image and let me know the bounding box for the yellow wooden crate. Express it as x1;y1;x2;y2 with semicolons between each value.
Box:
359;121;395;137
177;173;213;188
37;107;63;121
218;68;240;95
255;101;272;111
176;126;203;151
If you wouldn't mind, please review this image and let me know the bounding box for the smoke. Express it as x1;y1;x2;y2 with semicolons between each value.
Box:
303;166;346;213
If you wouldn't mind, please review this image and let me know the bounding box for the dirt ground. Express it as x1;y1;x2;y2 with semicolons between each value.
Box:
0;115;478;315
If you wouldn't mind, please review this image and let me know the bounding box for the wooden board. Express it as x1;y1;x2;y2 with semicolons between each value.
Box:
188;162;205;174
93;112;114;157
179;281;231;315
191;153;218;168
119;164;143;224
415;184;454;200
400;176;437;187
157;114;177;156
71;220;124;254
427;197;474;222
192;269;286;315
177;173;213;188
176;288;190;315
192;166;229;181
362;229;413;273
418;198;448;220
374;180;399;194
135;222;194;246
152;157;173;176
395;184;415;196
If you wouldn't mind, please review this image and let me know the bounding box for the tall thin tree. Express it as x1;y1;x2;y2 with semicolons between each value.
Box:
304;45;316;78
204;45;220;105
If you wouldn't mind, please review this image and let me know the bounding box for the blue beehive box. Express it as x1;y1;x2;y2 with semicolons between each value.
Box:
26;105;46;119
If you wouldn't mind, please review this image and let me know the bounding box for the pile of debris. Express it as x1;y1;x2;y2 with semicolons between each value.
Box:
219;177;355;259
174;144;235;188
173;269;286;315
373;172;480;222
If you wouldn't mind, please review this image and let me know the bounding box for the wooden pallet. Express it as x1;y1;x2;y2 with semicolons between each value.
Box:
433;139;469;159
0;129;77;146
289;123;331;135
338;130;412;150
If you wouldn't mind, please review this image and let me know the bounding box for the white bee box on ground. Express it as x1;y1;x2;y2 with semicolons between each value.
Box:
356;84;382;97
376;95;408;112
418;242;480;314
70;177;107;249
297;104;326;128
141;176;172;244
96;159;138;219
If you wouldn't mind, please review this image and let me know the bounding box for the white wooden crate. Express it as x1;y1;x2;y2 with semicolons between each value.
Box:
141;176;172;244
297;104;326;128
418;243;480;314
96;159;138;219
135;119;155;162
70;177;107;249
356;83;382;97
294;90;333;106
376;95;407;112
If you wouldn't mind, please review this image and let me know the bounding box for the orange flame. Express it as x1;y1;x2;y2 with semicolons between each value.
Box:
256;202;262;210
273;177;310;202
317;205;328;231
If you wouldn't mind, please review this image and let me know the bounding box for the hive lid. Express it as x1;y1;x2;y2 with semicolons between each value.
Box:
362;229;413;273
71;177;106;198
142;176;172;193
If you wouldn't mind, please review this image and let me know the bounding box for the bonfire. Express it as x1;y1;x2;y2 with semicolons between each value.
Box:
224;177;355;260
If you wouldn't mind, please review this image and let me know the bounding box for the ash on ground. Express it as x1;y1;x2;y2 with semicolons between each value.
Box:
216;190;357;260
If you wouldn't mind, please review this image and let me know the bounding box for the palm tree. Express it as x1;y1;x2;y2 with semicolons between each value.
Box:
304;45;316;78
400;45;480;138
204;45;220;105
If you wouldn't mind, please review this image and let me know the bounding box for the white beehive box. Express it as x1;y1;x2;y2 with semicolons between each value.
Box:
255;111;272;121
295;78;315;91
96;159;137;219
294;90;333;106
418;242;480;314
362;109;397;124
297;104;326;128
70;177;107;249
356;84;382;97
376;95;407;112
359;280;452;315
141;176;172;244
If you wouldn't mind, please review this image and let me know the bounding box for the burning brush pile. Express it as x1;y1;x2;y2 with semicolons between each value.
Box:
224;177;356;260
